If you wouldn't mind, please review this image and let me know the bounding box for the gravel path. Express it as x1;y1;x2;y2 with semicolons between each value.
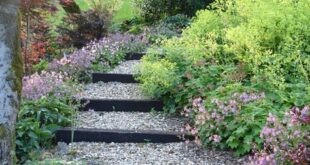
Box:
109;60;141;74
75;112;187;132
78;82;151;100
46;142;247;165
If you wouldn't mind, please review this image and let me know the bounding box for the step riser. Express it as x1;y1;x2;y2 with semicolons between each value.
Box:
92;73;138;83
81;99;163;112
125;52;145;60
56;128;187;143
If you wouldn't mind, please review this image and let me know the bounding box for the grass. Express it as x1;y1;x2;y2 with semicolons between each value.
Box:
48;0;91;30
112;0;138;24
48;0;139;33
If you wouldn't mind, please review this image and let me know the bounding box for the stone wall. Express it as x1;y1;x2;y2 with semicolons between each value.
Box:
0;0;22;164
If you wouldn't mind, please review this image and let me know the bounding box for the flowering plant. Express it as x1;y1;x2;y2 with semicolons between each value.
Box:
250;106;310;165
49;33;148;82
181;84;273;156
22;71;67;100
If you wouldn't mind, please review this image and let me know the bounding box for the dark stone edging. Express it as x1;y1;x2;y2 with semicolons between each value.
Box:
125;52;146;60
81;99;163;112
92;73;138;83
55;127;192;143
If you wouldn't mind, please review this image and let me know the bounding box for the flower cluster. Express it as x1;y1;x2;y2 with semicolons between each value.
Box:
49;33;148;76
181;92;266;150
250;106;310;165
22;71;66;100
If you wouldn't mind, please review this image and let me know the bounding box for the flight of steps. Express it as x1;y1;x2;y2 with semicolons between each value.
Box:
48;53;245;164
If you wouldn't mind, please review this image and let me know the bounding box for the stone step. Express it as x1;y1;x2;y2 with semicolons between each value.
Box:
80;99;163;112
56;111;188;143
92;73;137;83
77;82;163;112
55;128;188;143
44;142;245;164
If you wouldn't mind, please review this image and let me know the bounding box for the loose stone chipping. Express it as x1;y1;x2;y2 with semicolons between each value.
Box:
78;82;151;100
49;54;250;164
75;111;187;132
109;60;141;75
45;142;247;165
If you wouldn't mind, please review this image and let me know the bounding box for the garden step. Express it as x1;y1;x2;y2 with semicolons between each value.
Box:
125;52;145;60
45;142;245;164
92;73;137;83
80;99;163;112
108;60;141;75
78;82;150;100
75;111;187;132
55;128;189;143
92;60;141;83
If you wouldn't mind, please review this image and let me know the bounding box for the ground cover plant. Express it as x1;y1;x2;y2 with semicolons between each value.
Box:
137;0;310;163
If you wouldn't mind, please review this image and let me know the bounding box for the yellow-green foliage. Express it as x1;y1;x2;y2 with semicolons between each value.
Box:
137;0;310;155
139;0;310;95
137;49;179;97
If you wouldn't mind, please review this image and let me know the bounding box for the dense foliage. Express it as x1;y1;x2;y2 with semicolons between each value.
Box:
57;0;121;49
16;97;75;163
137;0;310;161
21;0;58;74
134;0;213;22
148;14;191;43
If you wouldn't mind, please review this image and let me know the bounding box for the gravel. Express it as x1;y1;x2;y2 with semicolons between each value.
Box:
78;82;151;100
74;111;187;132
45;142;247;165
109;60;141;74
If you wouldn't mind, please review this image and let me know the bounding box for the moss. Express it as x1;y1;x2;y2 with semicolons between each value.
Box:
10;10;23;100
0;125;7;138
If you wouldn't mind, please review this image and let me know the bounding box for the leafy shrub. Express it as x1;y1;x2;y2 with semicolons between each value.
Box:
147;14;191;44
16;97;76;163
182;85;276;155
117;17;145;34
134;0;214;22
21;0;57;74
160;14;191;33
137;0;310;158
32;59;49;73
57;0;122;49
57;10;107;49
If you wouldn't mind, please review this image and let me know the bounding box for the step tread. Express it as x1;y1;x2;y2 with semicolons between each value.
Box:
108;60;141;75
75;111;187;132
78;82;150;100
44;142;245;164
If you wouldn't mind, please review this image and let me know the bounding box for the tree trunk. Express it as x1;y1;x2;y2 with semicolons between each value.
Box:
0;0;23;164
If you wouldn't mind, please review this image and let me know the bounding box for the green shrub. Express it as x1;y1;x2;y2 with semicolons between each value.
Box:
147;14;191;43
16;96;76;163
137;0;310;156
33;60;49;73
134;0;214;22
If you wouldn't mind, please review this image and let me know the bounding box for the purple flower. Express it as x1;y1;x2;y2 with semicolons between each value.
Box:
22;71;66;100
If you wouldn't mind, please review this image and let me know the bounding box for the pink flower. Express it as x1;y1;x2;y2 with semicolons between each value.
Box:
213;135;222;143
